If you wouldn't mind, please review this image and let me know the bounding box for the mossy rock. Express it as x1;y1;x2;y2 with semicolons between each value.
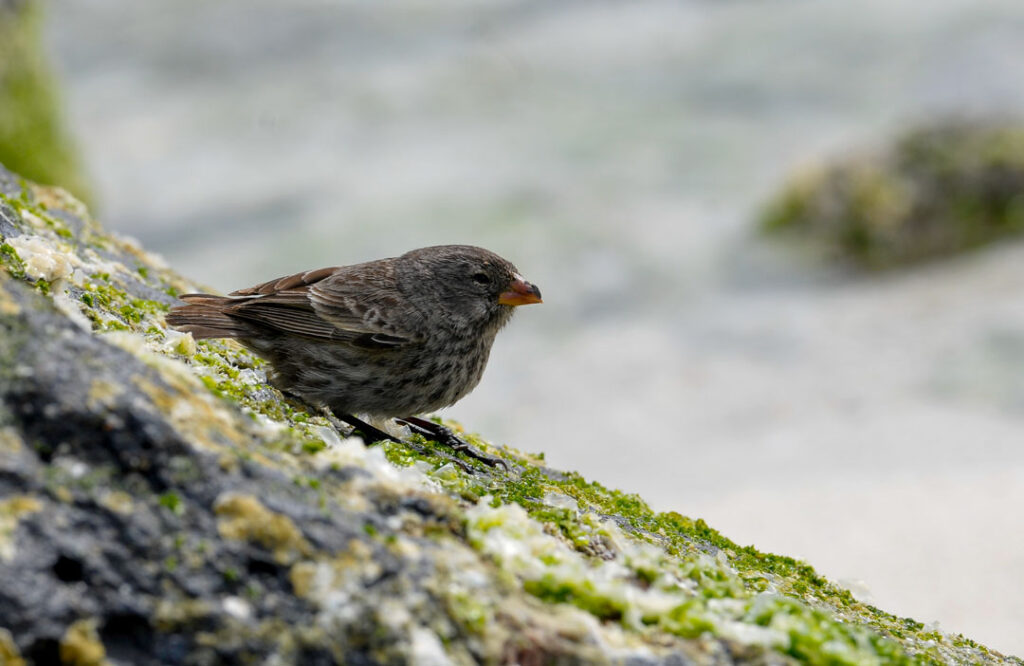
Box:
761;120;1024;269
0;163;1019;664
0;0;91;206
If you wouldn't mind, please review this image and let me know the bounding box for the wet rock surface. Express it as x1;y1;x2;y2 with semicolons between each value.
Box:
0;163;1019;664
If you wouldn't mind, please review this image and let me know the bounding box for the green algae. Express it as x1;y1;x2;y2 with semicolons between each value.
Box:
364;424;959;664
0;242;26;280
159;491;184;516
449;453;998;665
523;576;626;622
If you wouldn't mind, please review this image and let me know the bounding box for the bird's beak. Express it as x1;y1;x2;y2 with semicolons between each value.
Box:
498;274;543;306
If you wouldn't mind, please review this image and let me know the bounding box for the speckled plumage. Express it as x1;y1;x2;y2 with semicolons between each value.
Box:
166;245;541;417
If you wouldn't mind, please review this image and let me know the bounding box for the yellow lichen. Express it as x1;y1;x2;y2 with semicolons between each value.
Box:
86;378;122;411
0;427;23;454
98;491;134;515
59;619;108;666
217;453;240;474
289;561;318;599
108;231;171;273
0;628;25;666
214;492;312;564
153;599;213;632
30;184;90;222
0;496;42;562
289;542;381;606
131;375;236;455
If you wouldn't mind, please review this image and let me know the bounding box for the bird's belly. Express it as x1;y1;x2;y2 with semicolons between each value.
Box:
247;336;491;417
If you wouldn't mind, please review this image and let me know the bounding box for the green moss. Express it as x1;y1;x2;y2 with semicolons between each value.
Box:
301;439;326;454
660;599;717;639
524;576;624;621
99;319;128;332
118;303;142;323
445;592;490;636
73;277;170;334
159;491;183;515
380;440;421;467
0;242;26;279
0;1;91;203
455;456;961;661
193;351;301;434
749;600;879;665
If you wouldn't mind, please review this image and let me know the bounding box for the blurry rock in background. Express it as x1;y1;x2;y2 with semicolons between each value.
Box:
0;0;90;204
762;120;1024;269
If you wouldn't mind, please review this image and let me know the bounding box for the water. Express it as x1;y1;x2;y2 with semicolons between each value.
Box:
48;0;1024;655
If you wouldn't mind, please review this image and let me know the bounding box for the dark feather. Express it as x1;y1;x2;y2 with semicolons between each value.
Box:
229;265;342;296
170;263;418;346
165;298;255;339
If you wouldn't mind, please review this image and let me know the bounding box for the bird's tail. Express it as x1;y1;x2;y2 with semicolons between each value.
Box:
166;294;253;339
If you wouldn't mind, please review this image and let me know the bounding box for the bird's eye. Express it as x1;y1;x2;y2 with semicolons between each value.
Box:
472;272;491;285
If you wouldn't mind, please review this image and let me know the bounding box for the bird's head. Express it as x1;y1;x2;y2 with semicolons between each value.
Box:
398;245;542;330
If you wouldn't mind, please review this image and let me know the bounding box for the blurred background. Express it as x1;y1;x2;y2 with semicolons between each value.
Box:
6;0;1024;656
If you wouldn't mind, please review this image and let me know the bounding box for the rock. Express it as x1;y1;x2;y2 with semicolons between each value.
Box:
760;120;1024;269
0;164;1018;665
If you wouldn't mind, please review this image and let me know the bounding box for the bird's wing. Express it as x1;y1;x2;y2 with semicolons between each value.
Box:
229;267;340;297
224;264;421;349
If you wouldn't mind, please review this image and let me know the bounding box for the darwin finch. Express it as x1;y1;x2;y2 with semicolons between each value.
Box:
166;245;541;458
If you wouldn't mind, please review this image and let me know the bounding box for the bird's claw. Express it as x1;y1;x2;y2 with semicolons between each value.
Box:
397;416;509;470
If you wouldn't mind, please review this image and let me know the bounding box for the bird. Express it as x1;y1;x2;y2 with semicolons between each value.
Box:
166;245;542;466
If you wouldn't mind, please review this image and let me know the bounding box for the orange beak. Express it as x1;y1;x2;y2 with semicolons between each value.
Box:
498;273;543;306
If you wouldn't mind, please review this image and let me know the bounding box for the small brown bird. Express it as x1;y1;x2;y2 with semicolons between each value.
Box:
166;245;541;464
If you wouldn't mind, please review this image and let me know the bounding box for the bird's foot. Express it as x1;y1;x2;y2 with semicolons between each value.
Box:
397;416;508;470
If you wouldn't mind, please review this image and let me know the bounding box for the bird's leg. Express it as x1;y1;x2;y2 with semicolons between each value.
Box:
288;395;392;443
397;416;508;469
274;383;487;473
278;389;485;471
322;409;476;474
333;413;396;445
